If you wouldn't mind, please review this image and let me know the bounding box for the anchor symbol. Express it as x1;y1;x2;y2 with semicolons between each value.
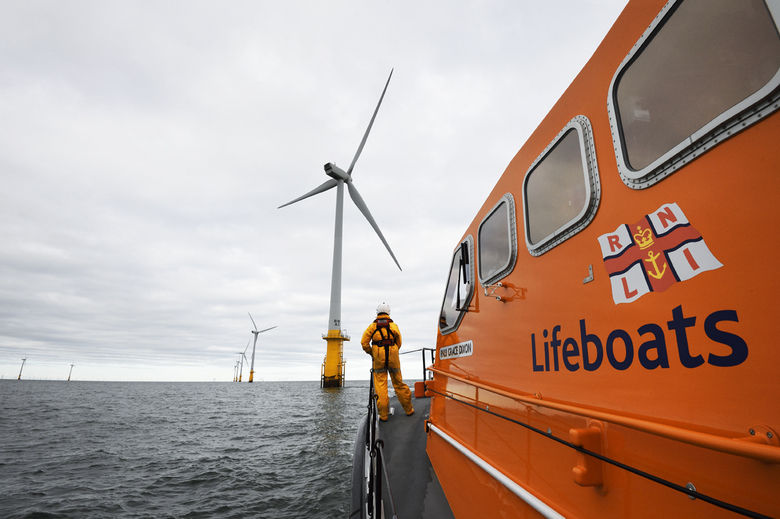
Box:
644;250;667;280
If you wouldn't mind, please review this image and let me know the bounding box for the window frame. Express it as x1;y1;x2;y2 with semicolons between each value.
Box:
477;193;518;287
522;115;601;256
439;235;475;336
607;0;780;189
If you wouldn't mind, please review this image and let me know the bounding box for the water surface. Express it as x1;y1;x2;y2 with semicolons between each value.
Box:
0;380;369;518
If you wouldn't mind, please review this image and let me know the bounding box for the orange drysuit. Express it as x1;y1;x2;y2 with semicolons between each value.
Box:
361;313;413;420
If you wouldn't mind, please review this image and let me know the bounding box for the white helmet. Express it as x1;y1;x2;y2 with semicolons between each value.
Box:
376;302;391;315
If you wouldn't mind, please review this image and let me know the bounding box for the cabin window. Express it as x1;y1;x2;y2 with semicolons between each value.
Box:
478;193;517;286
609;0;780;188
439;236;474;335
522;116;600;256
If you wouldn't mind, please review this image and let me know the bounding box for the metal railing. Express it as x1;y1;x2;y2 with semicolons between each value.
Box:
399;347;436;388
358;348;435;518
364;369;398;519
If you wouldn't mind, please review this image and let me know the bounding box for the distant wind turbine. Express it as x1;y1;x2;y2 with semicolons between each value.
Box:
278;69;401;388
68;363;75;381
18;357;27;380
237;340;250;382
248;313;276;383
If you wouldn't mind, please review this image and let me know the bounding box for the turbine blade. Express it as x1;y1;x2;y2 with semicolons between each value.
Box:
346;69;393;177
278;179;338;209
347;181;402;271
248;312;258;331
243;340;251;354
258;326;277;334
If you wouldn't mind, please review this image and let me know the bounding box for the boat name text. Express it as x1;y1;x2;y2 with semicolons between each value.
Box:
440;340;473;360
531;305;747;372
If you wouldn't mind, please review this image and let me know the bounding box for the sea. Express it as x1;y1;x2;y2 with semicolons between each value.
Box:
0;380;375;519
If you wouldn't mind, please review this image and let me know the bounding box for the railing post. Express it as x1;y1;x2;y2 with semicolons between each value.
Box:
374;440;383;517
421;349;426;388
366;369;376;517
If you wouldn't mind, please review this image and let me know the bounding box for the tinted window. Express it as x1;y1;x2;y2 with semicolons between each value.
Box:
612;0;780;180
525;130;586;246
439;237;474;335
478;194;517;285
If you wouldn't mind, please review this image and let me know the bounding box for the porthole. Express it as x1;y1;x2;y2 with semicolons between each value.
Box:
608;0;780;189
522;115;600;256
478;193;517;286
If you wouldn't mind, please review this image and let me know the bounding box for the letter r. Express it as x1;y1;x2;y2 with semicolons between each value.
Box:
608;235;623;253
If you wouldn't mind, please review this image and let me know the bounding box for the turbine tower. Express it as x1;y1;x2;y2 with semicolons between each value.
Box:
279;70;402;388
18;357;27;380
68;363;75;381
248;313;276;383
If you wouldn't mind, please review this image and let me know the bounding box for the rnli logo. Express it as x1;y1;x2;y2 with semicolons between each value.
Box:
598;203;722;305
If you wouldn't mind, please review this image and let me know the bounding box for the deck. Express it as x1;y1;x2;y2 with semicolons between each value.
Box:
350;392;454;518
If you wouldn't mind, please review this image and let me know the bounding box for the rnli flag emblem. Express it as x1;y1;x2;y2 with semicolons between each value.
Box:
597;203;722;305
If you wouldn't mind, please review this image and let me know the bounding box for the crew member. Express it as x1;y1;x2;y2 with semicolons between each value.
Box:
361;302;414;421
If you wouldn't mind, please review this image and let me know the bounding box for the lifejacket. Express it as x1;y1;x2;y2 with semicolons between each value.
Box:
372;317;396;371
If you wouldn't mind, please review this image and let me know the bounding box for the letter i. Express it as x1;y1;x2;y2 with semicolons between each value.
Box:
543;329;550;371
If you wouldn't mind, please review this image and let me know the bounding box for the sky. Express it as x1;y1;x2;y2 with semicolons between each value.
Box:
0;0;630;382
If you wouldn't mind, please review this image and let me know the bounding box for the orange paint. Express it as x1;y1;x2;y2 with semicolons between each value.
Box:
427;0;780;517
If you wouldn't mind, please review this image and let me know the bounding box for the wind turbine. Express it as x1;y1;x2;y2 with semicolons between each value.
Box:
18;357;27;380
68;363;75;381
279;70;401;388
237;340;250;382
248;313;276;383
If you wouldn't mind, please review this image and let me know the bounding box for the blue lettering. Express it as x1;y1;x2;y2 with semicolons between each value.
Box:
531;334;544;372
705;310;748;367
562;338;580;371
580;320;603;371
550;326;562;372
637;323;670;369
667;305;703;368
606;329;633;371
530;306;747;373
543;329;550;371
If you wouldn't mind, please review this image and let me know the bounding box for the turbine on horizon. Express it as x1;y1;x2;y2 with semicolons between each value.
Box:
237;340;250;382
279;69;401;388
68;363;75;381
18;357;27;380
248;313;276;383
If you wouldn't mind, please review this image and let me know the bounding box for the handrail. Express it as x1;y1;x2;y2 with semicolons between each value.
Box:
399;347;436;354
429;366;780;464
429;388;772;519
429;423;565;519
363;369;398;518
374;439;398;519
400;347;436;388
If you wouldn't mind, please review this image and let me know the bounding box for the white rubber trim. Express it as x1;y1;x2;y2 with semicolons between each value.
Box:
429;423;566;519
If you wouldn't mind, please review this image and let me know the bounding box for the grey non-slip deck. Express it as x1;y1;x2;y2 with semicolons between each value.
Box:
378;394;455;519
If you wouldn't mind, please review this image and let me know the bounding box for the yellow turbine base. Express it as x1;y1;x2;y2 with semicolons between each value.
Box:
249;370;254;383
322;330;349;388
